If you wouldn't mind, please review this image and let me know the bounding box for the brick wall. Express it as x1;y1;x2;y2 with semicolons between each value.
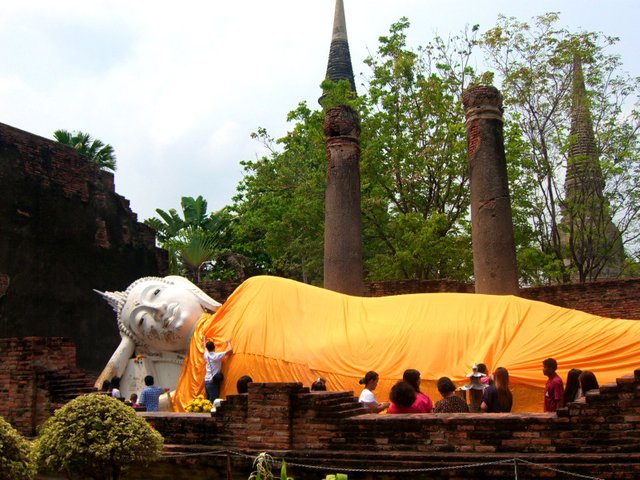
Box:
200;277;640;320
519;278;640;319
0;337;78;436
142;370;640;478
0;122;167;372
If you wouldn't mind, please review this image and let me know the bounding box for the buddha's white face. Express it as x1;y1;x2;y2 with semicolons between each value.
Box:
120;277;220;352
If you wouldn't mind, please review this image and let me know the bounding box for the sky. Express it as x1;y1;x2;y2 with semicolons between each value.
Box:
1;0;639;222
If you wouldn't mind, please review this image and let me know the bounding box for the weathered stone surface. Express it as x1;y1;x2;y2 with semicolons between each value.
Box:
323;105;364;296
463;86;518;295
0;122;167;372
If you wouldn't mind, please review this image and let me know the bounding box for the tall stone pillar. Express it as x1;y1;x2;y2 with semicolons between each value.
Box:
463;86;519;295
323;105;364;296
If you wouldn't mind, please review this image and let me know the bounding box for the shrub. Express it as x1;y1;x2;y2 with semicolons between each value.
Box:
33;394;163;480
0;415;36;480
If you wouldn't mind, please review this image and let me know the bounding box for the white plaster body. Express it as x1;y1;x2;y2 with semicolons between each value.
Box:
95;275;220;410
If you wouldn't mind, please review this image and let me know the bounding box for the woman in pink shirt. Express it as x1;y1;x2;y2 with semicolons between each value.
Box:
388;369;433;413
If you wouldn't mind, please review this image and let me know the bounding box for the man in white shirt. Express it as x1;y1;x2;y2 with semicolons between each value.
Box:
203;336;233;400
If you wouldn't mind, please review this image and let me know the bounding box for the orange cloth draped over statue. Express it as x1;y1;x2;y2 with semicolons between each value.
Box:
172;275;640;413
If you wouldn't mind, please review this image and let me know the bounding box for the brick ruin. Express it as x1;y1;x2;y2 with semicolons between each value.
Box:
0;121;167;373
2;338;638;478
0;337;94;436
200;276;640;320
137;372;640;479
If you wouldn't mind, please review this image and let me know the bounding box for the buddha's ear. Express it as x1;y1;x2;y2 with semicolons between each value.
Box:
165;275;222;312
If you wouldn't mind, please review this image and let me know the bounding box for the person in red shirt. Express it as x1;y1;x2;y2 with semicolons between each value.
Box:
543;358;564;412
388;381;420;413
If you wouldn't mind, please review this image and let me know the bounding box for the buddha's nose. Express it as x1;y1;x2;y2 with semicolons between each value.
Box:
153;304;168;321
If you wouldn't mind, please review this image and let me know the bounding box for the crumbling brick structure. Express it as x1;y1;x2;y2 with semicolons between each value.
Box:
0;337;94;436
141;372;640;479
0;122;167;372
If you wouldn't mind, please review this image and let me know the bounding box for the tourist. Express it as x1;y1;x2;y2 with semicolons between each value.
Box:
477;363;493;385
387;381;418;413
358;371;390;413
139;375;169;412
401;369;433;413
311;377;327;391
127;393;139;409
480;367;513;412
433;377;469;413
563;368;583;405
110;376;122;399
578;371;600;398
236;375;253;394
99;379;110;393
203;336;233;401
543;358;564;412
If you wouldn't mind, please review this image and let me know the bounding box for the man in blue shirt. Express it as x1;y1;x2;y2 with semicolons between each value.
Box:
139;375;169;412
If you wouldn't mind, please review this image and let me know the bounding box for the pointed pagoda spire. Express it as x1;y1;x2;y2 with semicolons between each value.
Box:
565;57;604;197
561;56;624;280
320;0;356;103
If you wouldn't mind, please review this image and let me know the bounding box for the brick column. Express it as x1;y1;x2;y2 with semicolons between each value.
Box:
463;86;519;295
323;105;364;296
246;383;301;451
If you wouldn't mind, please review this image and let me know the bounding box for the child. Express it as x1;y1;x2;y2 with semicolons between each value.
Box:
127;393;139;409
542;358;564;412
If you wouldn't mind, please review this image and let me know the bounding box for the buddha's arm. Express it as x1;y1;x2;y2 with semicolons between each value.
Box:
94;336;136;389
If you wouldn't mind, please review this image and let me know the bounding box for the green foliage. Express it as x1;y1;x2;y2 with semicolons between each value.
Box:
145;196;241;281
248;453;293;480
482;13;640;282
319;78;360;111
164;13;639;286
33;394;163;480
53;129;117;172
359;18;478;280
232;19;480;283
0;416;36;480
233;106;326;284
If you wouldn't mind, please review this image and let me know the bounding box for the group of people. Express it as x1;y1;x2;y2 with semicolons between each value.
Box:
100;375;169;412
357;369;466;414
543;358;600;412
356;358;602;415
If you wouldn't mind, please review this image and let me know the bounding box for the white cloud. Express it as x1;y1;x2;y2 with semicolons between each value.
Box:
0;0;638;221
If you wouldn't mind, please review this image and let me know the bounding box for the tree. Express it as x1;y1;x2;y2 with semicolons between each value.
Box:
358;18;478;280
145;196;240;282
0;416;35;480
33;394;162;480
482;13;640;282
233;105;327;284
53;129;117;172
232;20;481;284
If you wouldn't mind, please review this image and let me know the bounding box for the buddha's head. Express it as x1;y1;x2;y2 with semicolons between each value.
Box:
96;276;221;352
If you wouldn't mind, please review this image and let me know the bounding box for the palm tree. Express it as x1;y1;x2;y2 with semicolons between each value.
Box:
145;196;237;281
53;129;117;172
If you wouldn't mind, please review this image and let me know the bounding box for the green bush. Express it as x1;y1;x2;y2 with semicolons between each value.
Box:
0;415;36;480
33;394;163;480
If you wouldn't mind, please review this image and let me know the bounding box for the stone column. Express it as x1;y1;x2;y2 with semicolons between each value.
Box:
463;86;519;295
323;105;364;296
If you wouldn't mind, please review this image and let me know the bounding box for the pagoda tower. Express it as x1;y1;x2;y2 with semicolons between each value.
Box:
322;0;364;295
562;57;624;281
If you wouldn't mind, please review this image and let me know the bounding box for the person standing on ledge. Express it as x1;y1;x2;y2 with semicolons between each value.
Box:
203;336;233;401
543;358;564;412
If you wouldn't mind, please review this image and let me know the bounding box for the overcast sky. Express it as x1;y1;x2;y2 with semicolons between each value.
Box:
1;0;638;221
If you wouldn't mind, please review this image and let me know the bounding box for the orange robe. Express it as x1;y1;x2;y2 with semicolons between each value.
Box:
173;276;640;412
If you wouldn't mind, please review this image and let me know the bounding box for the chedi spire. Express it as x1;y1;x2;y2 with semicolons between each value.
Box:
320;0;356;104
